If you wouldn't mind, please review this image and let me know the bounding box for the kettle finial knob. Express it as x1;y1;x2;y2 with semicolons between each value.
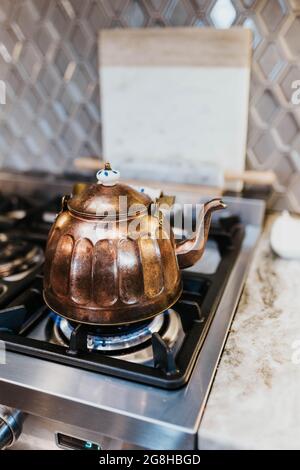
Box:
96;162;120;186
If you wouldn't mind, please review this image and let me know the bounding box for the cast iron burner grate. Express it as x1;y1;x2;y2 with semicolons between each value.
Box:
0;215;245;389
0;239;44;278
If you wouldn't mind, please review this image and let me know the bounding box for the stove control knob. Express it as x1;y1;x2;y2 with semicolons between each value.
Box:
0;406;24;450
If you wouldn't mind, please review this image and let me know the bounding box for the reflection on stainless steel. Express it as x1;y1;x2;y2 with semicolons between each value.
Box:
186;239;221;275
52;309;183;365
0;406;24;450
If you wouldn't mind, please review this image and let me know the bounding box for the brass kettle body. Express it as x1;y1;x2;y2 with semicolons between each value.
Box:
43;164;225;326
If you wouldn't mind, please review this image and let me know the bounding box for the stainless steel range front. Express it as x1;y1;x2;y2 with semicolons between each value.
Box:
0;171;265;450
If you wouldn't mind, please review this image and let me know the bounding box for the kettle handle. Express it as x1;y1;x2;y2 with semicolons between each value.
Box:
61;195;70;212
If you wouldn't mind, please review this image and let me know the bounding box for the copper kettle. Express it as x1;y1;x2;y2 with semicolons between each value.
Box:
43;163;225;325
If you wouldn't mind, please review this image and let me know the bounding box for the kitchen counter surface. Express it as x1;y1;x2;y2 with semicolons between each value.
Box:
199;214;300;450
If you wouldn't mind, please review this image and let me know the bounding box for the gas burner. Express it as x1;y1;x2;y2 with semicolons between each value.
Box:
55;314;165;351
0;239;44;279
52;309;183;364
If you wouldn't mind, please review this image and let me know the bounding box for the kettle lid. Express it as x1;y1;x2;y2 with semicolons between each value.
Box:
68;162;152;219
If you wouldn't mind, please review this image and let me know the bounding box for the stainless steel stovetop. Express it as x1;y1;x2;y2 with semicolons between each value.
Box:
0;171;265;450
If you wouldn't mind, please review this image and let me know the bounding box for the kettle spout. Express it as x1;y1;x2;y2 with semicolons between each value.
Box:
175;198;226;269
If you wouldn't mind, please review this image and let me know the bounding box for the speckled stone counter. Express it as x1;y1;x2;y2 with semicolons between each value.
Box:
199;214;300;450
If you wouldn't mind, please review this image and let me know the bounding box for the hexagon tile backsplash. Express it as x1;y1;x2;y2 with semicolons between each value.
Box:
0;0;300;211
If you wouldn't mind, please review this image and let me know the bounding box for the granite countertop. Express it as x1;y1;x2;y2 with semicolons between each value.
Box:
199;214;300;450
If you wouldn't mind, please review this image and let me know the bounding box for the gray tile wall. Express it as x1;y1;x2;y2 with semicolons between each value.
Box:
0;0;300;210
